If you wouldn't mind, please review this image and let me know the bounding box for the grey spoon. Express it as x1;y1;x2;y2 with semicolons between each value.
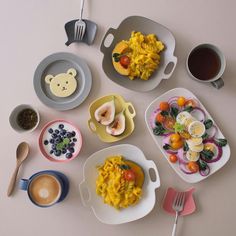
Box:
7;142;30;197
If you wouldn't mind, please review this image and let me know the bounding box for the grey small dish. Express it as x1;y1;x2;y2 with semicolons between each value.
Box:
65;19;97;46
9;104;40;133
100;16;177;92
33;52;92;111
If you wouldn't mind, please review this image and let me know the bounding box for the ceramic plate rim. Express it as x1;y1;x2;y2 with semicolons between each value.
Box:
33;52;92;111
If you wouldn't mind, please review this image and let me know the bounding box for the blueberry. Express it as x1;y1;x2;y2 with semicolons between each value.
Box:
66;153;72;159
50;150;54;154
49;139;55;144
60;130;66;135
69;142;75;147
59;124;64;129
68;147;75;153
51;133;57;139
72;138;77;142
52;144;57;150
44;140;49;145
55;129;59;134
54;150;61;156
48;128;53;134
66;132;72;138
64;144;68;148
71;131;76;137
62;148;67;154
55;137;62;144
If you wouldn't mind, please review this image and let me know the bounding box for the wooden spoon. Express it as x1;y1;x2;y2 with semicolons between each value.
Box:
7;142;30;197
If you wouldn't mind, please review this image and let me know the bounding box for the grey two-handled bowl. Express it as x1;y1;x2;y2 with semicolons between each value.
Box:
100;16;177;92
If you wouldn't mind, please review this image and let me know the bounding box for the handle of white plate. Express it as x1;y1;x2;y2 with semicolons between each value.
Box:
162;56;178;80
79;180;91;207
147;160;160;189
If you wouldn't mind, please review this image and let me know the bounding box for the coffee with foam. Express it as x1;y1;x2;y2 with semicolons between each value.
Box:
29;174;61;206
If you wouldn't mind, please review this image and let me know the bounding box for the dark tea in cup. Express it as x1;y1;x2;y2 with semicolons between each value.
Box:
186;44;226;89
188;47;221;81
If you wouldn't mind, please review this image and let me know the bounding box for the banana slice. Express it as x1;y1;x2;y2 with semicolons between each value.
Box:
188;143;204;152
188;121;205;138
186;137;203;146
186;150;200;161
176;111;192;125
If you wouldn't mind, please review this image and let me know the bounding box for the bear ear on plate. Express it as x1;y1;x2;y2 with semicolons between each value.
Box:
67;68;77;77
45;75;54;84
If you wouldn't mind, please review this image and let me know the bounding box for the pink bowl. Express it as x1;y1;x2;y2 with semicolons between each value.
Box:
162;187;196;216
39;119;82;163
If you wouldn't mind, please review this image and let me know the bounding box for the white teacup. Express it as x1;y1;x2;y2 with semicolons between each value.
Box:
186;43;226;89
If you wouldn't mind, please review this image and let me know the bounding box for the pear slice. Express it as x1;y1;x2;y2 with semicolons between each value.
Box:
94;98;115;126
106;109;126;136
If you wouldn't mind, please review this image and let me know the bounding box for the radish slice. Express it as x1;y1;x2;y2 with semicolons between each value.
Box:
150;108;160;129
201;139;223;163
177;148;189;164
190;107;206;122
205;125;218;139
199;164;210;176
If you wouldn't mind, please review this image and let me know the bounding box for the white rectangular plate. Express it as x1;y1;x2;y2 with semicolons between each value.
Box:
145;87;230;183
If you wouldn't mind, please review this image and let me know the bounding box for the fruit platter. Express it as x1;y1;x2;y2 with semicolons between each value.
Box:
79;144;160;224
145;88;230;183
88;94;136;142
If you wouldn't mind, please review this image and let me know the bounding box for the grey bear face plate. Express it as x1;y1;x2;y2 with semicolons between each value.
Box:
33;52;92;111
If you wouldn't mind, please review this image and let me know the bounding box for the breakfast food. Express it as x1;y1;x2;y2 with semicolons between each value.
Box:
29;174;61;206
45;68;77;97
94;98;115;125
96;155;144;209
112;31;165;80
106;109;126;136
41;121;81;161
94;98;126;136
150;96;228;176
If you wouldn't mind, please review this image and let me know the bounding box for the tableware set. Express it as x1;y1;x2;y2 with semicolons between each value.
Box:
8;7;230;233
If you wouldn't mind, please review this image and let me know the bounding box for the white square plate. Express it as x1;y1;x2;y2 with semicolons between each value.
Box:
79;144;160;224
145;87;230;183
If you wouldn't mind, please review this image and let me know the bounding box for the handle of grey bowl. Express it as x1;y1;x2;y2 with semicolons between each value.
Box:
162;56;178;79
211;77;224;89
79;180;92;207
147;160;160;189
100;28;116;54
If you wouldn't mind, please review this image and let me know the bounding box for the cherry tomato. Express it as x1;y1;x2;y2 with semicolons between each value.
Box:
170;133;181;142
159;102;169;111
169;154;178;163
185;99;198;108
170;140;183;150
187;161;199;173
120;55;130;68
163;117;175;130
156;113;165;123
123;170;136;181
177;96;186;107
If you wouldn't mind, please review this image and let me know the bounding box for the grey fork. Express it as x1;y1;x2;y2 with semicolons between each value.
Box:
74;0;86;41
171;192;185;236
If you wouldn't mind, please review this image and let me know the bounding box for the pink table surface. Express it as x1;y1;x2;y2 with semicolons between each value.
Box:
1;1;236;236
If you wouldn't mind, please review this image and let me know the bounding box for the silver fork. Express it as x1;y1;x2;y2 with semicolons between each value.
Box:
74;0;86;41
171;192;185;236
